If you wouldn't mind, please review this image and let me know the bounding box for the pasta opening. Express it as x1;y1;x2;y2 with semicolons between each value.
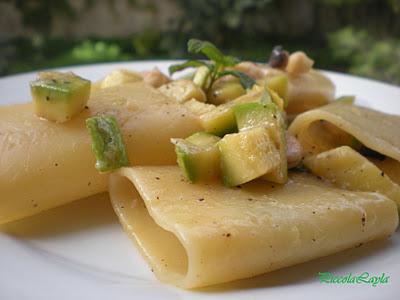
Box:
110;173;189;283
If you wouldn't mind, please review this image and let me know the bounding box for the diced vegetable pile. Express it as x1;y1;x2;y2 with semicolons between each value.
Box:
170;39;290;187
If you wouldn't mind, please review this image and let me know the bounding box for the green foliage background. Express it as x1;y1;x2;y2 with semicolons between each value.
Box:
1;0;399;84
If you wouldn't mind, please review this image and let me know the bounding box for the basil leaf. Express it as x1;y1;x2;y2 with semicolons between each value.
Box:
188;39;225;64
219;70;256;89
168;60;210;75
188;39;240;67
221;55;240;67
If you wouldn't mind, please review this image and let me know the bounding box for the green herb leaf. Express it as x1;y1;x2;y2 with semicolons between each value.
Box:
86;115;130;173
188;39;239;66
168;60;210;75
219;70;256;89
221;55;241;67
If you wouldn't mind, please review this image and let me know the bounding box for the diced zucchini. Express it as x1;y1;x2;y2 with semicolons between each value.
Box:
30;71;91;123
251;84;285;110
86;116;130;173
208;79;246;105
185;131;221;146
233;102;288;183
172;132;221;182
218;127;280;187
200;89;272;137
200;103;238;137
158;79;206;103
265;75;288;107
193;66;211;89
234;102;274;131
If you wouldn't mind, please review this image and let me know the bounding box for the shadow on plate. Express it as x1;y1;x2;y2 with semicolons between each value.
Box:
0;192;397;292
0;193;117;238
197;237;395;292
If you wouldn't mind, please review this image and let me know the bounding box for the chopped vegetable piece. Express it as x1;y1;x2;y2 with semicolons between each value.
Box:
208;79;245;105
193;66;211;89
158;79;206;103
172;132;221;182
269;46;289;69
200;103;238;137
30;71;91;123
233;102;288;183
200;89;277;136
251;84;285;110
264;75;289;107
86;116;130;173
336;95;355;104
218;127;280;187
185;131;221;146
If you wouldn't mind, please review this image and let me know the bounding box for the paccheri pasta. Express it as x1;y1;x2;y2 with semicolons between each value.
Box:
0;39;399;290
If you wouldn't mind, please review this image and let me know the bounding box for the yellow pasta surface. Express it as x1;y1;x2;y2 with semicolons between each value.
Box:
109;166;398;289
0;83;201;224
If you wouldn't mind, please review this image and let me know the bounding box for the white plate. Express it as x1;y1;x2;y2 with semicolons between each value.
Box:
0;61;399;300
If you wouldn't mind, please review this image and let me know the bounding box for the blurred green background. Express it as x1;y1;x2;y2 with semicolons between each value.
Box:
0;0;399;84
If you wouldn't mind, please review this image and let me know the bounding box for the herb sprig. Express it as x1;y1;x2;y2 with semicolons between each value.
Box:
169;39;256;90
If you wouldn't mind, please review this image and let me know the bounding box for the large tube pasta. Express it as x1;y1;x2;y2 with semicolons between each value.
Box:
288;102;400;160
304;146;400;208
0;83;202;224
286;70;336;118
109;166;398;289
289;103;400;208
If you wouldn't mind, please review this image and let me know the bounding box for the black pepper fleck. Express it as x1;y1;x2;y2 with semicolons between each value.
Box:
312;211;316;214
46;96;50;101
316;176;322;180
381;171;385;177
312;238;316;242
198;198;204;202
54;163;58;167
84;106;89;109
361;214;366;226
155;177;160;180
